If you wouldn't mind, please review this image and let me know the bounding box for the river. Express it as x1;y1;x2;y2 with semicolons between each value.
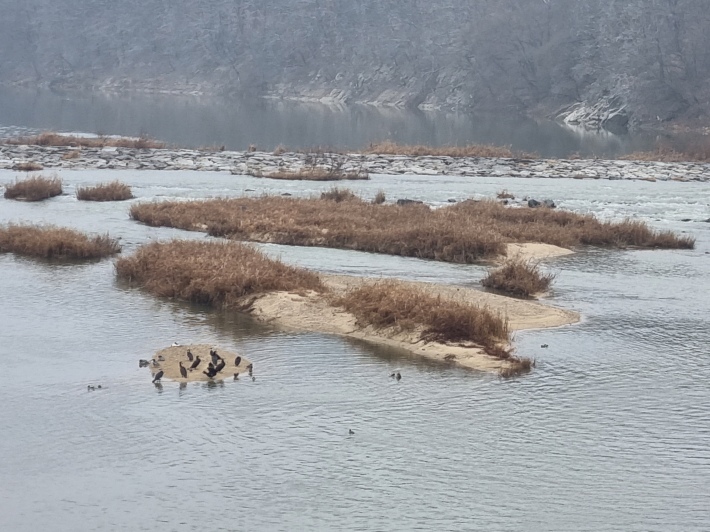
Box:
0;163;708;530
0;87;666;158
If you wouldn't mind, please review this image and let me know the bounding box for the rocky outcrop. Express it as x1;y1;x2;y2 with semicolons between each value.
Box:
556;96;630;134
1;145;708;182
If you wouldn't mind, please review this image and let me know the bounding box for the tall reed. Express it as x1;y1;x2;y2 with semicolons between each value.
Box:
482;258;555;298
4;174;63;201
76;181;134;201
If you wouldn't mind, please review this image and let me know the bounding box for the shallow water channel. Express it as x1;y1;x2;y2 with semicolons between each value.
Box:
1;168;709;531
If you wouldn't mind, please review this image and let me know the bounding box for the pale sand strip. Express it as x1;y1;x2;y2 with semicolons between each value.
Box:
504;242;575;262
247;274;580;373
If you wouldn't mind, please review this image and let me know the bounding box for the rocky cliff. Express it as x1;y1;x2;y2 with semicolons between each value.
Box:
2;1;709;131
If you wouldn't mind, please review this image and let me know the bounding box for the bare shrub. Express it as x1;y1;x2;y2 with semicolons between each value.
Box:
12;161;44;172
4;174;62;201
373;190;386;204
0;224;121;259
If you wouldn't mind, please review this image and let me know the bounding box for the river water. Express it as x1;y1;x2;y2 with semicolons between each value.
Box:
0;165;708;531
0;87;663;158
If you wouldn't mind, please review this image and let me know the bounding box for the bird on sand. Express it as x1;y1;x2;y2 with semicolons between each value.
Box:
215;359;226;374
171;342;181;347
179;362;188;379
152;370;164;384
234;356;242;367
203;366;217;379
157;355;165;362
211;350;221;366
186;349;194;362
152;359;160;367
189;356;201;371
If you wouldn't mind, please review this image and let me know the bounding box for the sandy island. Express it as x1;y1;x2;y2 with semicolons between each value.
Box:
247;252;579;374
147;344;251;383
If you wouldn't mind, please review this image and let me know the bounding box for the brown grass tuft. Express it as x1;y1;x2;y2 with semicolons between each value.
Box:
373;190;386;205
0;224;121;259
76;180;134;202
334;279;522;363
62;150;82;160
129;196;694;263
365;141;537;159
482;258;555;298
5;131;165;149
497;190;515;200
115;240;325;308
320;187;360;203
12;161;44;172
4;174;63;201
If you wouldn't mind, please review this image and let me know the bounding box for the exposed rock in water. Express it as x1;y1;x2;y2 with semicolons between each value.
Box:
557;96;630;134
396;198;425;206
528;199;556;208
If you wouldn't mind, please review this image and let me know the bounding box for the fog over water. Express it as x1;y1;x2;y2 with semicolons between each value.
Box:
1;161;708;530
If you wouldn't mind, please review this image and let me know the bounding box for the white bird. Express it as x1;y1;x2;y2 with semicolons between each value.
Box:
171;341;181;347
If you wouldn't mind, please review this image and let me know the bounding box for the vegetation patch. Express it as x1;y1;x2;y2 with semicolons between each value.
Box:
129;194;694;263
248;166;368;181
12;161;44;172
3;174;63;201
621;139;710;162
115;240;325;308
482;258;555;298
0;224;121;260
334;279;531;373
365;141;536;159
76;180;134;201
5;131;165;149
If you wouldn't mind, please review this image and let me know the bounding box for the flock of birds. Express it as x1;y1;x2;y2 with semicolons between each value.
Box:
140;348;253;384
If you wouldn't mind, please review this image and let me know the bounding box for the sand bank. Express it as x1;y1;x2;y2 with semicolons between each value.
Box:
147;344;251;383
247;274;579;373
504;242;574;262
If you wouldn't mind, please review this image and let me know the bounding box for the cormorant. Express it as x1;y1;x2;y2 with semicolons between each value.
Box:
179;362;188;379
396;372;401;381
215;359;226;373
203;366;217;379
348;429;355;435
87;385;95;391
187;349;194;362
152;359;160;367
152;370;164;383
139;359;150;368
247;363;253;376
211;350;220;366
251;376;255;382
235;356;242;367
189;356;201;371
233;373;239;380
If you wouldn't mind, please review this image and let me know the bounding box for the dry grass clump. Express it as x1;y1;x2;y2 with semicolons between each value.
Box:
12;161;44;172
482;258;555;298
497;190;515;200
5;131;165;149
365;141;536;159
129;195;694;263
320;187;360;202
76;180;134;201
4;174;62;201
373;190;386;205
334;280;531;371
621;140;710;162
250;167;368;181
0;224;121;259
115;240;325;308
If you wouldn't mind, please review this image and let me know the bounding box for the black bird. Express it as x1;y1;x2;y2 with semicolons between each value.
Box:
97;385;102;389
158;355;165;362
540;344;549;349
189;356;201;371
152;359;160;367
87;385;95;391
251;376;255;382
187;349;194;362
152;370;164;384
247;363;253;376
179;361;188;379
215;359;226;374
139;359;150;368
234;373;239;380
203;366;217;379
395;372;401;381
211;350;221;366
348;429;355;435
389;372;396;378
235;356;242;367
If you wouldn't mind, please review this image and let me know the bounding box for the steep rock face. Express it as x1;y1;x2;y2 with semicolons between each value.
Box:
1;1;709;128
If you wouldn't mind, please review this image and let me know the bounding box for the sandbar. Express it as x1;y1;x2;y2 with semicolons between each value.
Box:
147;344;251;383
